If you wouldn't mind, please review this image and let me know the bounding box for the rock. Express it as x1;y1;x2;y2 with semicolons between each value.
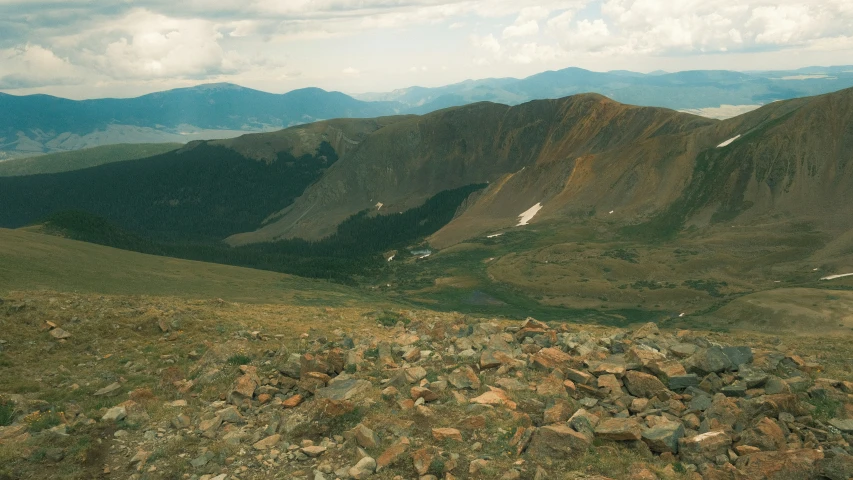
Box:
282;394;303;408
679;431;732;465
93;382;122;397
376;442;408;471
829;418;853;434
537;374;568;397
527;425;592;459
531;348;576;371
565;368;594;385
568;409;599;437
722;346;753;367
720;384;747;397
215;406;244;424
101;406;127;422
252;434;281;450
348;456;376;479
448;366;480;390
470;387;517;410
738;449;824;479
411;386;439;402
740;417;786;451
543;398;575;424
352;423;381;449
411;447;437;475
817;454;853;480
301;446;327;457
668;374;700;391
49;328;71;339
623;371;667;398
316;378;371;401
632;322;660;339
432;428;463;442
595;417;642;441
642;422;685;453
686;347;734;375
405;366;428;383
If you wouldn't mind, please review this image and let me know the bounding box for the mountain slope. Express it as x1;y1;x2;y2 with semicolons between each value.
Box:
0;143;181;176
228;94;715;245
0;84;403;156
0;228;367;305
0;117;411;242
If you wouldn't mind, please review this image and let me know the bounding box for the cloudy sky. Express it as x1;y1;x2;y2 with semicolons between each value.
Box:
1;0;852;99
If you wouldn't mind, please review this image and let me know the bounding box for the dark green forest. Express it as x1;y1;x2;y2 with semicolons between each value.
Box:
40;184;486;283
0;141;339;242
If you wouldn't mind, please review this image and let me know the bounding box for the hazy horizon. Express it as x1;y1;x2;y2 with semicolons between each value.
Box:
2;1;852;100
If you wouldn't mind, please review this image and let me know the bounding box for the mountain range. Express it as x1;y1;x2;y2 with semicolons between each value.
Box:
2;65;852;159
1;85;852;321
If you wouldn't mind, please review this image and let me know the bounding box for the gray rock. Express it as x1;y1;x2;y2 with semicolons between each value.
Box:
687;347;734;375
348;456;376;479
315;378;371;401
818;454;853;480
721;346;753;368
668;374;700;391
101;406;127;422
720;384;747;397
829;418;853;434
93;382;122;397
642;422;685;453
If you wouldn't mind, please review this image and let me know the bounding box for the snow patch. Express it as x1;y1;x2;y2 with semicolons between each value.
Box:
376;202;383;211
821;273;853;281
517;203;542;227
487;233;504;239
387;255;395;262
717;135;741;148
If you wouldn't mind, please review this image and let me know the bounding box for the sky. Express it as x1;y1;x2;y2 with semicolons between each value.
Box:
1;0;852;99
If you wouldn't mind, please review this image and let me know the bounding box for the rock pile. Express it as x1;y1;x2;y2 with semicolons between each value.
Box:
3;316;853;479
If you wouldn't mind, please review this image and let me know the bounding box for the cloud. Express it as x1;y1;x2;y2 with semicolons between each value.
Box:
342;67;360;75
0;44;84;88
503;20;539;39
470;33;502;55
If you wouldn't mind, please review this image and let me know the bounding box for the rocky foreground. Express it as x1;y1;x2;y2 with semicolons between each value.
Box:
1;298;853;480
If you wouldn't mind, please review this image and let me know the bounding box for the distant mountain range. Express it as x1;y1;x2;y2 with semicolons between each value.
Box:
1;65;852;159
355;65;853;115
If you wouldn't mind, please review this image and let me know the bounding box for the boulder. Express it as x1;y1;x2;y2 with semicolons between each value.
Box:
595;418;642;441
526;425;592;459
348;456;376;479
737;449;824;479
678;431;732;465
641;422;685;453
623;371;667;398
315;378;371;401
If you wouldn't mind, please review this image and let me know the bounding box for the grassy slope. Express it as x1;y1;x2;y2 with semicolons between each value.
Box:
0;143;182;176
0;228;380;307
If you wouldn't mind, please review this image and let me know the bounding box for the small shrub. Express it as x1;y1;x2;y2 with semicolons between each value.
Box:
376;310;409;327
0;397;15;426
227;354;252;366
24;410;61;432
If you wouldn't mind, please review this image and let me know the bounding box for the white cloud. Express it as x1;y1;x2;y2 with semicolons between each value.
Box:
470;33;502;55
342;67;360;75
503;20;539;39
0;44;84;88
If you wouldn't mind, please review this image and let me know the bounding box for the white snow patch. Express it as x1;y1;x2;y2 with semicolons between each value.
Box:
717;135;741;148
679;312;686;318
487;233;504;239
821;273;853;281
517;203;542;227
609;210;614;214
376;202;383;211
387;255;395;262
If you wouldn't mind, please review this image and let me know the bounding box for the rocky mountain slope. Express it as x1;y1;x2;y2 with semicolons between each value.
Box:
228;94;715;245
1;290;851;480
